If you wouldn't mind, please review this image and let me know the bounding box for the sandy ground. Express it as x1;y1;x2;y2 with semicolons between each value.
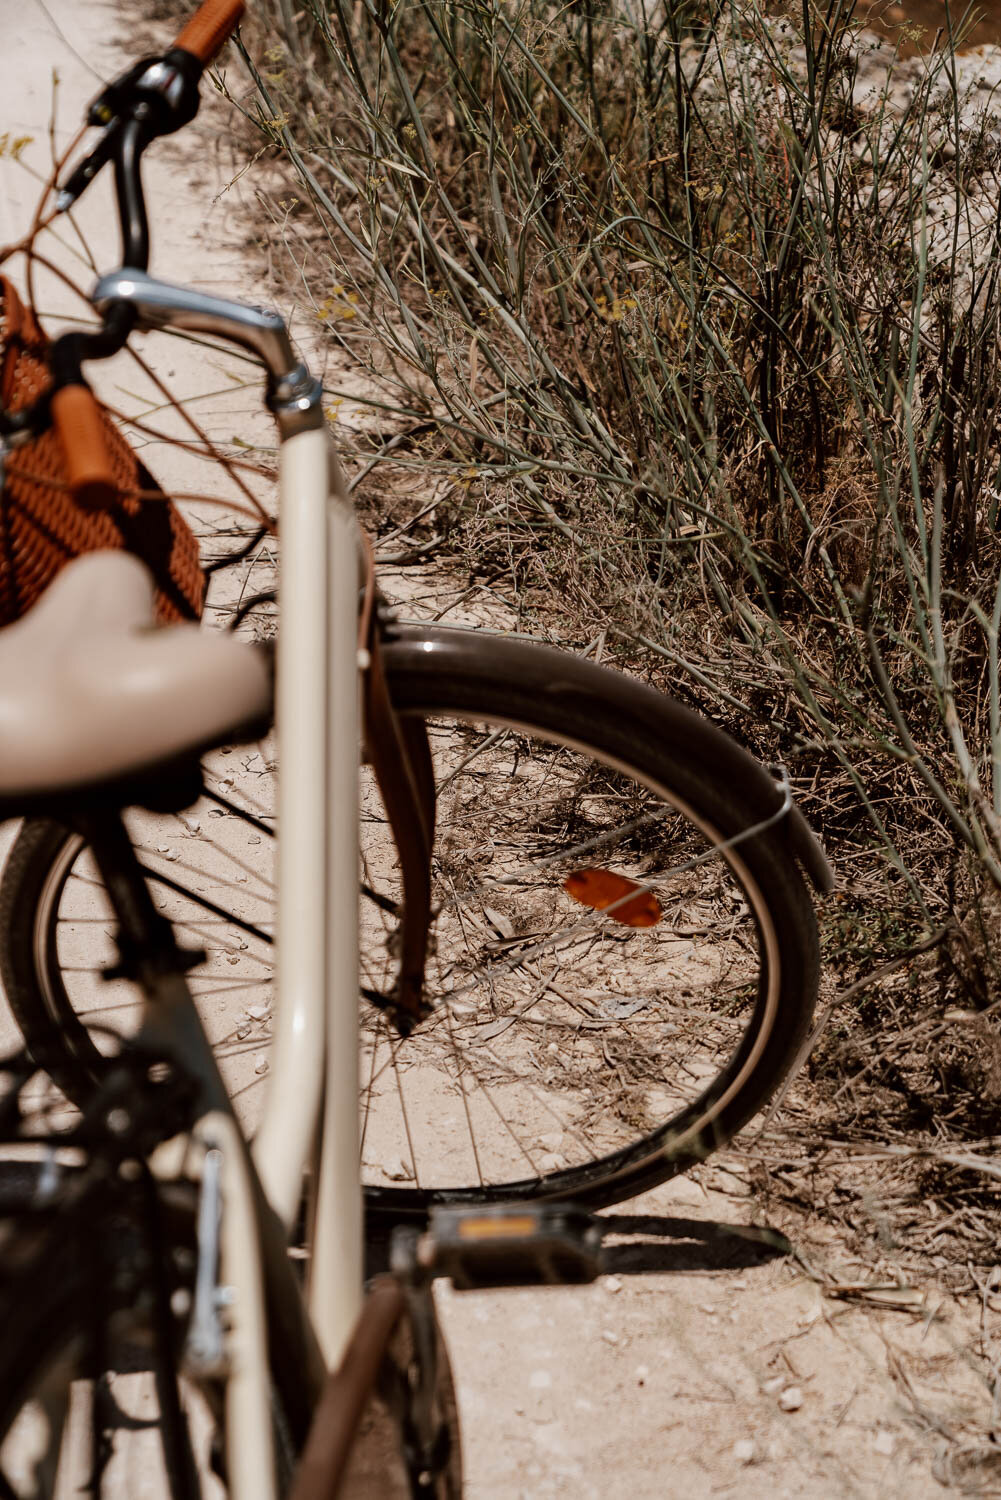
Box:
1;3;998;1496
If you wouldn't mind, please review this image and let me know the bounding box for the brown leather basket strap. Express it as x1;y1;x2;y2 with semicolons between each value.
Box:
358;528;436;1032
286;1278;406;1500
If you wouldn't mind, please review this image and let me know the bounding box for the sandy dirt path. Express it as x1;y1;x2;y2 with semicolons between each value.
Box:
1;4;997;1497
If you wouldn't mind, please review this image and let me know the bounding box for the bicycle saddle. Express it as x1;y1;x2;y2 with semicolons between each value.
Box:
0;551;271;796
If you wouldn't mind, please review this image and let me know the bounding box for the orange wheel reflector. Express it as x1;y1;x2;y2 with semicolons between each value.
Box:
563;869;662;927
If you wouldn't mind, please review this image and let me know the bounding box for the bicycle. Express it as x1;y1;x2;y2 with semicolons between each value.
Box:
0;0;830;1487
0;0;831;1219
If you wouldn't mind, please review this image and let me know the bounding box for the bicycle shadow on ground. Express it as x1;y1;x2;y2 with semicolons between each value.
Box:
597;1213;790;1276
363;1210;790;1280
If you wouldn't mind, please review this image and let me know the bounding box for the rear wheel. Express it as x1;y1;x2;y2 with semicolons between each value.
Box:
0;628;821;1209
0;1184;458;1497
0;1180;230;1499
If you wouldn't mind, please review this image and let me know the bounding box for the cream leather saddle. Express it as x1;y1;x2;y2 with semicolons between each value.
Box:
0;552;271;796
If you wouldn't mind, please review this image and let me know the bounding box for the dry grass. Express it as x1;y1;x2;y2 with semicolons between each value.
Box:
208;0;1001;1283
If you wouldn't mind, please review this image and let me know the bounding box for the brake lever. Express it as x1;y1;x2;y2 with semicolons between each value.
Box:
55;50;203;216
56;120;125;213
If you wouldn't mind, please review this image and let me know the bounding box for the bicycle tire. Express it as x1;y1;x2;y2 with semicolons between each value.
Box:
0;626;824;1210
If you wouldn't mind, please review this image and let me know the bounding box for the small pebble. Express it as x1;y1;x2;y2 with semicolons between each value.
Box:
778;1386;803;1412
386;1158;415;1182
253;1055;269;1075
699;1303;716;1315
604;1275;622;1294
635;1364;649;1385
247;1004;270;1021
762;1376;785;1396
874;1430;895;1456
733;1439;755;1465
601;1329;619;1346
248;834;262;845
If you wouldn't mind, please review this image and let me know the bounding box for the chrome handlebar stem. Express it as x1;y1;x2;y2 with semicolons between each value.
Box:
91;269;324;437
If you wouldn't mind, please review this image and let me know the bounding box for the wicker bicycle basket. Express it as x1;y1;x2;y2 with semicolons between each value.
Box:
0;275;204;627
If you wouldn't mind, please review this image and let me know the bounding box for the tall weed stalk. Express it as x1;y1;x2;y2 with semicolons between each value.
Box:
240;0;1001;1039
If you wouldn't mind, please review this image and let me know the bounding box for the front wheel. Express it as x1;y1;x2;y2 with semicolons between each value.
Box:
0;626;823;1210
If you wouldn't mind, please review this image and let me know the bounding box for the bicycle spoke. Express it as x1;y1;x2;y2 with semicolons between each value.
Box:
388;1026;420;1190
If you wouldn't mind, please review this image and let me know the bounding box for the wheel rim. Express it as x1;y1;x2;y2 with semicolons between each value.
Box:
24;710;783;1204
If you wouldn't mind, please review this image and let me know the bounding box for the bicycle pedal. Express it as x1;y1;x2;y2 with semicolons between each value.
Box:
392;1204;603;1290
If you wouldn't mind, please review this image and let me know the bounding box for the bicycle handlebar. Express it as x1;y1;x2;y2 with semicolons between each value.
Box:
175;0;247;67
50;386;118;511
27;0;248;480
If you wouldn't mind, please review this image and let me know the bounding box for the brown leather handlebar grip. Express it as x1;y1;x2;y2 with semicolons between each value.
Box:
50;385;118;512
174;0;246;66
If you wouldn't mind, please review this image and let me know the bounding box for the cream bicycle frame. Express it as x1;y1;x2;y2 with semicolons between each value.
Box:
256;420;366;1362
257;422;364;1365
92;272;366;1376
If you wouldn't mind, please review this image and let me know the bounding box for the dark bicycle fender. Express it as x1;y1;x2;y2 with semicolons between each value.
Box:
381;623;834;896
